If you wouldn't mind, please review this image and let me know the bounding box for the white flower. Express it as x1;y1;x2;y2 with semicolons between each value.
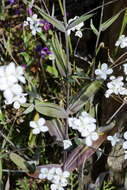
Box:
39;168;49;179
39;167;70;189
47;167;56;181
69;111;99;146
63;139;72;150
3;83;23;103
95;63;113;80
107;133;120;146
5;93;27;109
68;117;81;130
51;183;64;190
24;14;41;36
75;30;83;38
85;131;99;146
105;76;127;98
115;35;127;48
0;63;27;109
123;63;127;75
123;131;127;149
67;16;84;38
52;168;70;186
30;117;48;134
124;150;127;160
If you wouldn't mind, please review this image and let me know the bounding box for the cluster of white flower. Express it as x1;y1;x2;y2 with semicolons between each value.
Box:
95;63;113;80
67;16;84;38
24;14;42;35
63;139;72;150
115;35;127;48
0;62;27;109
105;76;127;98
39;167;70;190
69;111;99;146
30;117;48;134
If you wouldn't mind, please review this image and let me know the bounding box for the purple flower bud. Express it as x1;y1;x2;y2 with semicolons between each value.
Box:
40;20;52;31
8;0;15;4
27;8;33;16
36;45;52;59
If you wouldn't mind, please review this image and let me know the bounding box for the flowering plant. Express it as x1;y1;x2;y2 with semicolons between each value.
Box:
1;0;127;189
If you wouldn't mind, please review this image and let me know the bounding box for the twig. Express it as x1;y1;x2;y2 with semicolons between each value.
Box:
106;100;127;124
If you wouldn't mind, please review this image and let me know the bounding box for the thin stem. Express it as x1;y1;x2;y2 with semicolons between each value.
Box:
106;100;127;124
41;0;50;15
95;0;104;50
63;0;70;131
82;0;120;18
0;131;16;148
63;0;71;162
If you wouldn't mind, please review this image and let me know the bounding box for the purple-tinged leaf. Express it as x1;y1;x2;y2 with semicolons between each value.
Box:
63;133;107;171
46;119;65;141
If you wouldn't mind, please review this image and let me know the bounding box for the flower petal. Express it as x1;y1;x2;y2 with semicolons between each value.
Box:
30;121;37;128
32;128;40;134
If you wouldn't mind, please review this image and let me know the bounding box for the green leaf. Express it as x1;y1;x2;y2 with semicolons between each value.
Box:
47;120;65;141
101;12;121;31
0;159;2;180
51;33;68;77
68;80;102;114
0;0;5;21
20;52;32;66
34;5;65;32
46;65;58;77
9;153;29;172
67;13;94;30
119;8;127;36
23;104;35;114
90;19;99;36
35;101;68;118
28;131;36;148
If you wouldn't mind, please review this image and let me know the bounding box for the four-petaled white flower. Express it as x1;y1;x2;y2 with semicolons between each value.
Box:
63;139;72;150
95;63;113;80
69;111;99;146
24;14;42;35
67;16;84;38
0;62;27;109
5;93;27;109
30;117;48;134
107;133;120;146
105;76;127;98
115;35;127;48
